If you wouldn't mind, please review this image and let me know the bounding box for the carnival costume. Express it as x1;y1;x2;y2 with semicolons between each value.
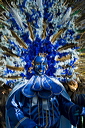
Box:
0;0;85;128
6;55;81;128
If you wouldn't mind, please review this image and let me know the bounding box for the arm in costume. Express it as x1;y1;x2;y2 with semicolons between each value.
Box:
72;93;85;107
58;94;82;126
63;80;85;107
6;89;36;128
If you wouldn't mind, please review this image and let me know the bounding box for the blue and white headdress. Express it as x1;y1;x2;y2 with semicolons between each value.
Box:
0;0;85;87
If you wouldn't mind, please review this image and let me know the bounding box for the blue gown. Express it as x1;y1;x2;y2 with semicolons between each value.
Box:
6;75;81;128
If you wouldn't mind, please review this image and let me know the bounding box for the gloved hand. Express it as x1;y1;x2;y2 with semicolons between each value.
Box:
73;106;83;117
80;107;85;116
74;109;81;116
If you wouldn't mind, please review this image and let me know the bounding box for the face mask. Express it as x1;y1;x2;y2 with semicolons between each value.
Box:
34;56;48;75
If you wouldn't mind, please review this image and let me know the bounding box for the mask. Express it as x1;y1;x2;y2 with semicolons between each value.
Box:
34;56;48;75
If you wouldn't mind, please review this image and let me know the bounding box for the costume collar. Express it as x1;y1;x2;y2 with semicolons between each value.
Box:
22;74;63;99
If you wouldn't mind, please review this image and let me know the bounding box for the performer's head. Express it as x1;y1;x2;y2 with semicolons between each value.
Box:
33;55;48;75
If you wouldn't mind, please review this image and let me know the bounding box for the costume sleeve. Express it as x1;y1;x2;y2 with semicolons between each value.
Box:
71;93;85;107
6;89;36;128
58;94;82;126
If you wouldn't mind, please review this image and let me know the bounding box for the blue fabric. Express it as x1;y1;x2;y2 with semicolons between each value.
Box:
22;74;63;99
72;94;85;107
6;76;81;128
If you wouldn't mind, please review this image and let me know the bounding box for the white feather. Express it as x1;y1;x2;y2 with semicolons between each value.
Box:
59;7;72;25
36;0;43;9
10;7;24;30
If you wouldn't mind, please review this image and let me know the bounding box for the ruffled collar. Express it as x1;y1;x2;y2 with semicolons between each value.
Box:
22;74;63;99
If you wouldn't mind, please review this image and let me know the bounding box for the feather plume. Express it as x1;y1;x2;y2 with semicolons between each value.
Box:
0;20;10;27
56;55;71;62
41;21;47;39
51;28;66;43
4;0;24;30
58;43;78;51
0;45;19;57
6;65;24;71
11;30;28;49
72;1;85;13
0;76;22;80
3;35;9;42
3;52;19;57
36;0;43;9
0;0;85;86
27;22;34;40
58;7;72;25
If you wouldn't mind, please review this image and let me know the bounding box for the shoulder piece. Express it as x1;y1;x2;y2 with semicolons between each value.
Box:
6;79;28;104
22;74;63;99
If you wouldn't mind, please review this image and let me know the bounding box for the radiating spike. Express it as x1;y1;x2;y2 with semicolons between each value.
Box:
41;21;47;39
72;1;85;13
77;65;85;68
76;29;85;34
11;30;28;49
71;10;81;17
58;43;77;51
0;45;11;52
80;32;85;39
62;65;71;68
3;35;8;42
27;22;34;41
79;53;85;56
75;14;85;24
76;38;84;42
75;68;85;73
0;62;4;66
57;74;73;78
3;51;19;57
0;12;7;20
0;20;10;27
0;76;23;80
76;58;85;63
81;72;85;75
57;75;72;78
1;10;10;20
75;64;85;69
62;0;67;6
77;71;85;74
6;65;24;71
0;45;19;57
56;55;71;61
51;28;66;43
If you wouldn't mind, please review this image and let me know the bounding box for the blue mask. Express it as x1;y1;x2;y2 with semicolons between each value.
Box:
34;56;48;75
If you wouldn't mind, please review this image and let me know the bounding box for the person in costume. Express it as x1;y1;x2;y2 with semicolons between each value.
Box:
0;0;84;128
0;83;12;128
6;55;82;128
63;79;85;128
